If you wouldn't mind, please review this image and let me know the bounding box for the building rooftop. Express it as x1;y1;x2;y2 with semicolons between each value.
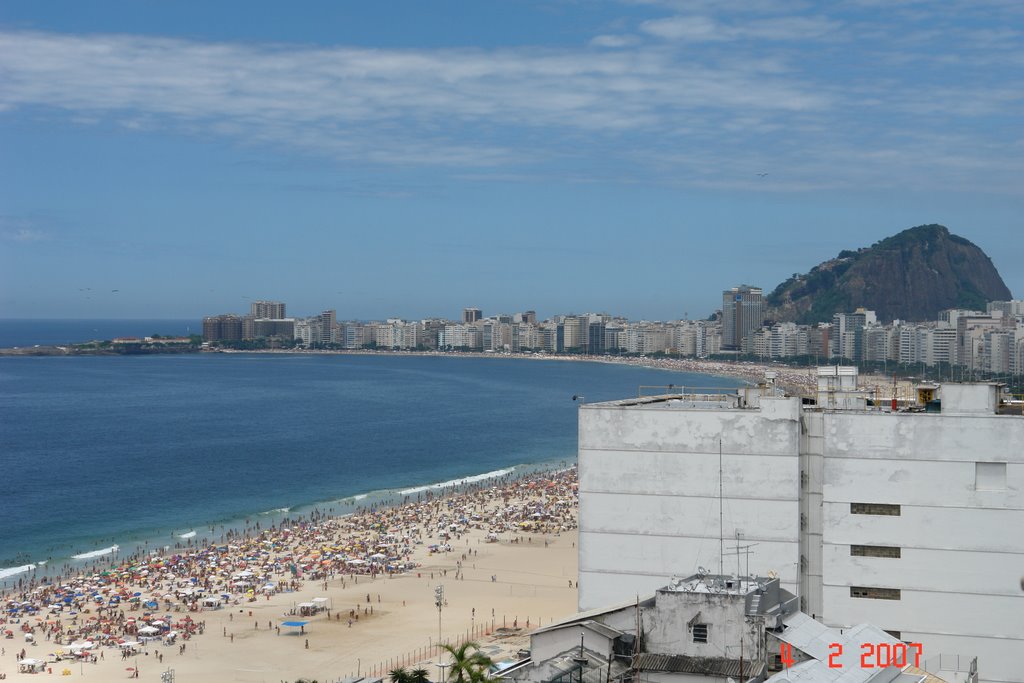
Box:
581;368;1014;417
662;574;767;596
634;652;766;679
542;648;630;683
532;597;654;635
769;612;930;683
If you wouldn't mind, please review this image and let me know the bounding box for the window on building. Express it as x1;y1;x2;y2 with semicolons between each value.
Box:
851;503;901;516
975;462;1007;491
850;586;901;600
851;545;901;558
692;624;709;643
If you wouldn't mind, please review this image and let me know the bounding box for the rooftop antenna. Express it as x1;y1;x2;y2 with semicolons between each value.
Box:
719;437;725;577
727;530;758;580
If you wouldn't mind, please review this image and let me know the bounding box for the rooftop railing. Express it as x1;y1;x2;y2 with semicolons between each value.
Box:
637;385;753;399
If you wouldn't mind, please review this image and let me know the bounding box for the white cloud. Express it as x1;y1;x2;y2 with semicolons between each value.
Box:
14;228;48;242
590;34;641;48
0;29;829;167
2;226;49;243
639;14;840;41
640;16;726;41
0;16;1020;195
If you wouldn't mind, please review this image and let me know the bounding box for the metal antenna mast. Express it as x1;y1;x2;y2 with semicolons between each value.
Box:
719;438;724;576
727;531;759;579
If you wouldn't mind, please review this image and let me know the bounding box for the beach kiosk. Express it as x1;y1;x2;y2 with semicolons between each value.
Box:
18;658;45;673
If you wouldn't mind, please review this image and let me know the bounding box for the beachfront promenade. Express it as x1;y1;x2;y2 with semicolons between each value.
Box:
1;469;579;682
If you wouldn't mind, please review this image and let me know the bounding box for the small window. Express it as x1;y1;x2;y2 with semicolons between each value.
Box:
884;630;901;640
976;462;1006;491
692;623;709;643
850;586;901;600
851;503;901;516
851;545;901;558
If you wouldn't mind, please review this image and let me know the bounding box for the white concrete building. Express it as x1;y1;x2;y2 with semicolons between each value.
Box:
294;316;322;346
503;572;965;683
505;573;796;683
578;371;1023;683
439;323;482;350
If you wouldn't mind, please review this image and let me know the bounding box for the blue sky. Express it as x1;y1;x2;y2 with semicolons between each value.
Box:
1;0;1021;321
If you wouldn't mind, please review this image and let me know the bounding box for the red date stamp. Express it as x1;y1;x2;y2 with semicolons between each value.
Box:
780;642;922;669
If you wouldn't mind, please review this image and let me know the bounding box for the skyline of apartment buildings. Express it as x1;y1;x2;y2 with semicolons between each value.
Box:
201;291;1024;378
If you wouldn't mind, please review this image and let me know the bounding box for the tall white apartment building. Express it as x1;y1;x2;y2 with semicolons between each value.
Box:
341;322;365;349
577;370;1023;683
293;316;321;346
439;323;481;350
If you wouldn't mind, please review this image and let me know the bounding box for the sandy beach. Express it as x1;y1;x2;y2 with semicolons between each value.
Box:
1;470;579;683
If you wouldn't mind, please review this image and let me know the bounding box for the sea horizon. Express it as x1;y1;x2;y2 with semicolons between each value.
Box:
0;318;201;348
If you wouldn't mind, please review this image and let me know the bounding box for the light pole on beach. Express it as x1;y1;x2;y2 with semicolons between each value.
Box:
434;585;444;647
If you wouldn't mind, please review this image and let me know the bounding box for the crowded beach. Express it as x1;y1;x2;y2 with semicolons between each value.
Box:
1;468;580;681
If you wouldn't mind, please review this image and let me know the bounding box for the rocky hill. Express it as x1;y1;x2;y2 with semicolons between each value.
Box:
766;224;1011;324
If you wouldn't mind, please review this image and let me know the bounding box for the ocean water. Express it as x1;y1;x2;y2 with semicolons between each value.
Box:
0;351;745;579
0;319;199;348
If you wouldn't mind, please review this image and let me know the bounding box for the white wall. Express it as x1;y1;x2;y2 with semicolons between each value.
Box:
824;545;1023;596
822;587;1022;683
529;625;613;667
578;400;801;611
822;412;1024;463
577;391;1024;683
821;409;1024;683
642;590;762;660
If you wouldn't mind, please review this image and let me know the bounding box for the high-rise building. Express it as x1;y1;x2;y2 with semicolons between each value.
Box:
957;312;1009;371
515;310;537;325
832;308;877;361
577;371;1022;683
462;307;482;324
987;300;1024;318
587;321;606;354
250;300;286;319
319;310;336;345
294;317;319;346
252;318;295;339
561;315;588;351
202;314;243;342
721;285;764;351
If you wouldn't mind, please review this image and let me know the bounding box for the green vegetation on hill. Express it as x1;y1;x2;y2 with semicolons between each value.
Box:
766;224;1011;323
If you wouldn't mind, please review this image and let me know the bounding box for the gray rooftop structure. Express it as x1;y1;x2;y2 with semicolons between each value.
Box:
634;653;767;679
767;612;949;683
